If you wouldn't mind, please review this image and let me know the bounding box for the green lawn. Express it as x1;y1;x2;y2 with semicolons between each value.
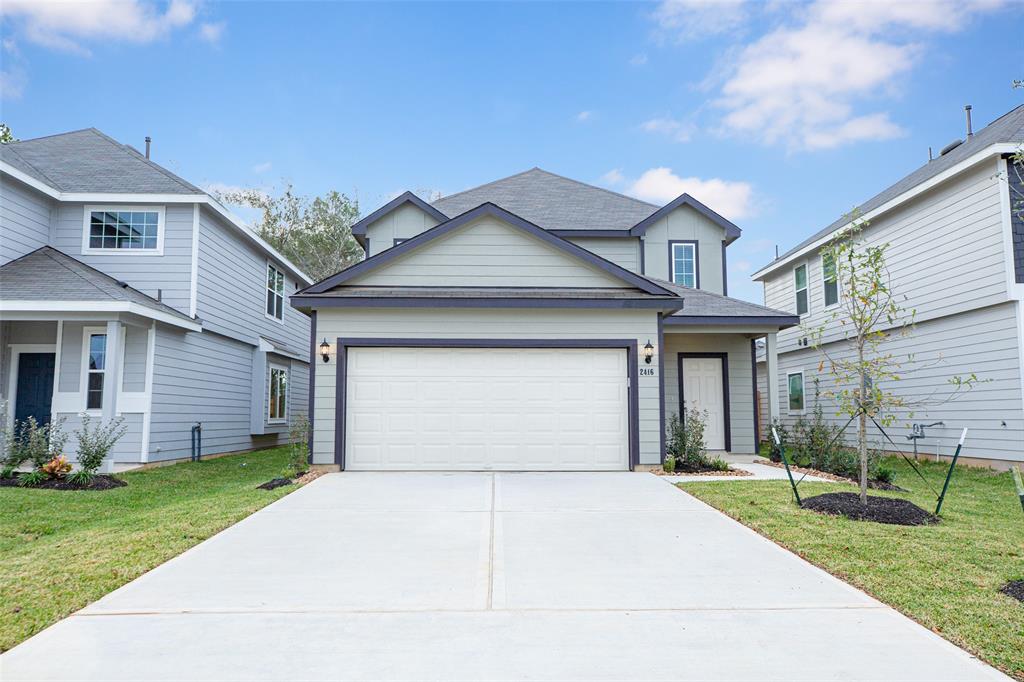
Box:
0;447;299;652
681;458;1024;680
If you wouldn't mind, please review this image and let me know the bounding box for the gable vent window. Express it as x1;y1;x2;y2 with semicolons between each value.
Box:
822;253;839;308
266;263;285;321
794;263;809;316
84;207;163;254
671;242;698;288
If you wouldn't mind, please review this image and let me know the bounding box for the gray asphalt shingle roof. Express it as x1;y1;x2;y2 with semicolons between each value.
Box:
651;278;797;320
0;128;202;194
0;246;195;324
758;104;1024;274
432;168;659;232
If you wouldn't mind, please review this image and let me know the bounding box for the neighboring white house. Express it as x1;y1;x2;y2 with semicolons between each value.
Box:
0;129;312;469
752;105;1024;469
294;168;799;471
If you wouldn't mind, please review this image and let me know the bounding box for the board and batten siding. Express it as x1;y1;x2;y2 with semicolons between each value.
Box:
50;202;195;315
641;205;727;294
762;161;1009;352
195;206;309;353
770;302;1024;464
566;237;641;274
364;202;442;257
349;216;631;289
311;308;662;466
0;175;52;265
663;333;757;454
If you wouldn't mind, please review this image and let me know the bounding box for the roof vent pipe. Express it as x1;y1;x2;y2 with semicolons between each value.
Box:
964;105;973;137
145;136;151;159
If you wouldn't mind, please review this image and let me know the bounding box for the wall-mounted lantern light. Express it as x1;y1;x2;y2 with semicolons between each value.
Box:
320;338;331;363
643;340;654;364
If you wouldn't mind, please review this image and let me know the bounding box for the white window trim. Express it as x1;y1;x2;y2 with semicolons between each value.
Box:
267;363;289;424
820;253;840;311
786;370;806;415
81;205;166;256
265;261;286;325
670;242;698;289
793;261;809;317
80;326;108;415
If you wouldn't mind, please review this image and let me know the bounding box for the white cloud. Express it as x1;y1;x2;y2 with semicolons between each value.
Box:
712;0;1004;150
652;0;748;42
600;168;625;185
629;53;648;66
252;161;272;174
198;21;224;44
576;110;593;122
639;116;694;143
1;0;201;55
625;167;754;220
0;39;25;99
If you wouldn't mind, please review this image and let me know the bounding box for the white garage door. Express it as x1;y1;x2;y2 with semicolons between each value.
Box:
345;346;629;471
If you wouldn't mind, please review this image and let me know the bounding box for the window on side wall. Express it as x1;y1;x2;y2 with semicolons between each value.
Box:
268;365;288;423
83;207;163;254
670;242;697;288
794;263;809;316
822;253;839;308
85;332;107;411
787;371;805;413
266;263;285;321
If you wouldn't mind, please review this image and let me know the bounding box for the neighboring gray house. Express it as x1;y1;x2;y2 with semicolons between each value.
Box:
753;105;1024;469
0;129;312;470
293;168;798;471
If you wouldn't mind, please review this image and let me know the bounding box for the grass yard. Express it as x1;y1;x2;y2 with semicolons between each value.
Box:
681;458;1024;680
0;447;299;652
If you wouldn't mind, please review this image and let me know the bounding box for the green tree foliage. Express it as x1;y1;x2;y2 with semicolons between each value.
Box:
0;123;16;144
216;184;363;283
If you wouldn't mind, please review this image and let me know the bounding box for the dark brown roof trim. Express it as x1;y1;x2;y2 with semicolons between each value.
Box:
629;193;742;244
350;191;448;237
293;295;684;310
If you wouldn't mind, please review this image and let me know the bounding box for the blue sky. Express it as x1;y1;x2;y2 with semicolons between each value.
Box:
2;0;1022;302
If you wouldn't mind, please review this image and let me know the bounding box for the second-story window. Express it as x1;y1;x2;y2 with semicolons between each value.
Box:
822;252;839;308
671;242;698;288
266;263;285;321
84;207;163;254
794;263;809;316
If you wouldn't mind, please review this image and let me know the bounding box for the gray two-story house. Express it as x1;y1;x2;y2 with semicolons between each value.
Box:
753;105;1024;469
0;129;311;470
293;168;798;471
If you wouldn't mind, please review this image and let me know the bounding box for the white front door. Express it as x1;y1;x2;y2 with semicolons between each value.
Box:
681;356;726;450
345;346;630;471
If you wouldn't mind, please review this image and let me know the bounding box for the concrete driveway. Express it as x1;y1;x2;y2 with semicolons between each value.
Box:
2;472;1007;681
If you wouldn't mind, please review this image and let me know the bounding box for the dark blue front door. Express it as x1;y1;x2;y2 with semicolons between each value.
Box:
15;353;56;427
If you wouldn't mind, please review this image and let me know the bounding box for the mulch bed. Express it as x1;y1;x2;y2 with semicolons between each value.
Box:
653;467;751;477
0;475;126;491
1000;580;1024;603
801;492;938;526
257;477;294;490
256;470;324;490
760;459;905;491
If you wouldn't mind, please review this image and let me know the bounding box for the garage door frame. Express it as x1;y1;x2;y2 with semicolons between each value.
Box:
334;337;640;471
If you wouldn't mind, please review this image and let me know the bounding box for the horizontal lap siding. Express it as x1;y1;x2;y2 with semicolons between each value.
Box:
0;176;52;265
566;237;641;273
56;412;143;463
663;334;756;454
51;203;194;315
350;217;629;288
772;302;1024;462
312;308;662;466
148;327;305;461
196;207;309;352
763;162;1009;352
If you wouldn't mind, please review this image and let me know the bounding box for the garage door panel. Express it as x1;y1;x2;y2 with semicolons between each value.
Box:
345;347;629;471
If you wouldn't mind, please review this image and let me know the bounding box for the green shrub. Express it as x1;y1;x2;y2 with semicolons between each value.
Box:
18;470;47;487
286;415;310;477
707;457;730;472
666;409;722;471
662;456;676;473
2;416;67;470
875;464;895;484
67;469;95;487
74;415;127;474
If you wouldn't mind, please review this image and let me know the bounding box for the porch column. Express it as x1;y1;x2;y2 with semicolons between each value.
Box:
764;332;780;428
101;320;122;423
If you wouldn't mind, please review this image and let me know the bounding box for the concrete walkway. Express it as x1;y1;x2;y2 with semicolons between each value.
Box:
2;472;1007;681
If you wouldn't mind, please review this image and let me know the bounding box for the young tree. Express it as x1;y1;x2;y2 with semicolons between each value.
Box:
216;184;363;282
0;123;16;144
808;214;976;504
